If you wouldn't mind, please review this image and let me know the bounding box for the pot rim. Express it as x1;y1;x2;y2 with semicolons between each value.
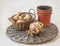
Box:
37;5;52;10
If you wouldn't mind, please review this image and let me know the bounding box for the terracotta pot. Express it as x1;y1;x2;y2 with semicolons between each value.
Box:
37;5;52;26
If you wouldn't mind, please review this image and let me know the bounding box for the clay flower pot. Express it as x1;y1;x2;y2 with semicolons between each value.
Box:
37;5;52;26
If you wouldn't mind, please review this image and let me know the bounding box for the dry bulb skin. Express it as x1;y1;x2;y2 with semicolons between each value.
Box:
9;12;34;30
16;19;25;23
12;12;21;21
9;12;32;24
26;22;44;36
24;14;31;20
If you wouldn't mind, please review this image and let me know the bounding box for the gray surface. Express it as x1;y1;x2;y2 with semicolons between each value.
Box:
6;23;58;44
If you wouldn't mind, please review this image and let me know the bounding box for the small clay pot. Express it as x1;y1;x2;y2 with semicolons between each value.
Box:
37;5;52;26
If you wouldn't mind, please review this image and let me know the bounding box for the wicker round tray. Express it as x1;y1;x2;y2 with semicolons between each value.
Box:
6;23;58;44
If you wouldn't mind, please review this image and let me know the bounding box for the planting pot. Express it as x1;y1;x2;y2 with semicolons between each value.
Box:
37;5;52;26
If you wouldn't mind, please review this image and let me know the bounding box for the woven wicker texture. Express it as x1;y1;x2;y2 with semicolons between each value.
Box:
6;23;58;44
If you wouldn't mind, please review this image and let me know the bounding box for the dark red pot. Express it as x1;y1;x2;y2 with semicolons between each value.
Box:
37;5;52;26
